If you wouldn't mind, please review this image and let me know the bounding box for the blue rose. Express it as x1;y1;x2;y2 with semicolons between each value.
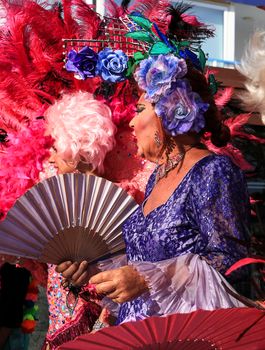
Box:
65;46;98;80
96;48;128;83
134;54;187;103
155;79;209;136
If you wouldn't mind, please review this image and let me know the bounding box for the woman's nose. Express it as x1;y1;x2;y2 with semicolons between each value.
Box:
48;152;56;163
129;116;136;129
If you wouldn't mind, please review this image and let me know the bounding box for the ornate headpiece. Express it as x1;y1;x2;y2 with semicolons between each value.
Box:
64;1;215;136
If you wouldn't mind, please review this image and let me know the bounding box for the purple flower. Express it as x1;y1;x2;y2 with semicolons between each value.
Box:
155;79;209;136
134;54;187;102
65;47;98;80
96;48;128;83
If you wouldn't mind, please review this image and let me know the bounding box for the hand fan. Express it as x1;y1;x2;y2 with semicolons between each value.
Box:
0;174;138;264
59;308;265;350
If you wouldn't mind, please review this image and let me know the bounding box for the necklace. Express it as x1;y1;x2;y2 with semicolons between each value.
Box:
155;145;195;184
155;153;184;184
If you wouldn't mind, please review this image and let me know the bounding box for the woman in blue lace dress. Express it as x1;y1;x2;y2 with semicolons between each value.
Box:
57;53;250;325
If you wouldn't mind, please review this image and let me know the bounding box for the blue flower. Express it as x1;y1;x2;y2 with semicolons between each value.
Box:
65;47;98;80
155;79;209;136
96;48;128;83
134;54;187;103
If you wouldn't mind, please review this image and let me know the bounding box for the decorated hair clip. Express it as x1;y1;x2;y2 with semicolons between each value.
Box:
62;2;217;137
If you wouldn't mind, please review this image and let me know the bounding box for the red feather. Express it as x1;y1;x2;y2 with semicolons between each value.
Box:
106;0;127;18
71;0;102;38
203;136;254;171
62;0;79;36
181;14;204;27
128;0;170;33
225;258;265;276
215;87;234;108
225;114;265;143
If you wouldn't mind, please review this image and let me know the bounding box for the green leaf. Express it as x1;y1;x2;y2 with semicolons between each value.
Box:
149;41;173;55
171;41;180;55
198;48;207;70
208;74;218;95
179;41;190;47
125;53;148;77
129;15;153;31
125;31;154;44
125;58;134;77
133;51;146;62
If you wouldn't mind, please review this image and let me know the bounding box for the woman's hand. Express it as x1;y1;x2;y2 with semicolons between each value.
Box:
55;261;91;287
89;266;148;303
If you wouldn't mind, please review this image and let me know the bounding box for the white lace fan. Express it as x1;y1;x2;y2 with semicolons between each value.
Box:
0;174;138;264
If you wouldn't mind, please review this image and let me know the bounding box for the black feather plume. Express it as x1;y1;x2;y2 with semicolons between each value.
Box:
167;2;214;45
121;0;132;10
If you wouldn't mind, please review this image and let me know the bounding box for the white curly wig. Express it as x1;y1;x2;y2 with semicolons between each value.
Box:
238;31;265;115
45;91;116;173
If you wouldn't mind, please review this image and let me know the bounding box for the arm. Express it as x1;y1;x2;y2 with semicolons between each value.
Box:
56;255;148;303
190;156;250;275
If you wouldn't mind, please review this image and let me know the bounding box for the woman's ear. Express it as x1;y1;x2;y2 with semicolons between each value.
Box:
76;160;93;174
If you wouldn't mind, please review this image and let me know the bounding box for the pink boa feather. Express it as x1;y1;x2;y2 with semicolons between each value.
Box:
0;120;53;219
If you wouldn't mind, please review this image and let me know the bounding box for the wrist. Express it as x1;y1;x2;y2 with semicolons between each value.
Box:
126;265;149;295
138;273;149;294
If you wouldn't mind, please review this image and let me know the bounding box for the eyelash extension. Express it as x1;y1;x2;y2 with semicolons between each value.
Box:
136;107;145;113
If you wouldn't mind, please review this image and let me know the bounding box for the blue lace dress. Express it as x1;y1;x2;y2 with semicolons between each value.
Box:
111;155;250;323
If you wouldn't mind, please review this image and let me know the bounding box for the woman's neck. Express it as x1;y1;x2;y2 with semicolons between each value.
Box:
157;134;200;165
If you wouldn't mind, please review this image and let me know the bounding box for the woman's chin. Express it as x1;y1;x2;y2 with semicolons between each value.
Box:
137;148;145;158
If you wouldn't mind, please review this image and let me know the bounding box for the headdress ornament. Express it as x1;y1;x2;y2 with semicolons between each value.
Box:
64;1;215;136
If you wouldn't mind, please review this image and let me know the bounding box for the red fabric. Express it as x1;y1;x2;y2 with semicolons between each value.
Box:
45;301;101;350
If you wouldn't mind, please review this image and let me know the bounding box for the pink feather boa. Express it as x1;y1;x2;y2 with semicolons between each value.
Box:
0;119;53;219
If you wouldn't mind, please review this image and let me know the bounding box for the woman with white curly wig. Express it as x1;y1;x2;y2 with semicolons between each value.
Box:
238;31;265;123
43;91;116;350
45;91;116;175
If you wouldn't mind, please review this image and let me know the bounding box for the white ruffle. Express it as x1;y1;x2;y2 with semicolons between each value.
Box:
97;254;127;271
96;253;244;321
130;253;244;315
96;254;127;317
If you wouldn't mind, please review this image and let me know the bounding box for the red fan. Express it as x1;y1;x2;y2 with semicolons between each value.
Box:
59;308;265;350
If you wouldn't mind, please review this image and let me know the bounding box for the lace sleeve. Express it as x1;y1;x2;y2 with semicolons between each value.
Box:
190;156;250;275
